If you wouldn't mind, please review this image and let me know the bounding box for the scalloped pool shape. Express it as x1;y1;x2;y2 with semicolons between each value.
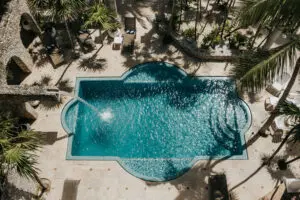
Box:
61;62;251;181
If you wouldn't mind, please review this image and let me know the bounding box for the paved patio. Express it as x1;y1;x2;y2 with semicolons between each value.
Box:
8;0;300;199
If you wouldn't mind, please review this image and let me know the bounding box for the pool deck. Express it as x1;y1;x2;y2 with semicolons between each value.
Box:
9;1;300;199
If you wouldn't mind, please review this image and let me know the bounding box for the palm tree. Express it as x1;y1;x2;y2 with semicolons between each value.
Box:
28;0;86;50
0;118;47;196
232;42;300;136
194;0;201;40
238;0;300;50
263;101;300;164
84;4;120;43
231;0;300;136
230;101;300;192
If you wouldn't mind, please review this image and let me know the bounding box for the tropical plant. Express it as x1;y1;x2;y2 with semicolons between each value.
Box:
28;0;86;49
182;28;195;39
232;35;300;136
230;101;300;192
0;117;47;196
231;0;300;135
238;0;300;49
84;4;120;40
264;101;300;163
194;0;201;40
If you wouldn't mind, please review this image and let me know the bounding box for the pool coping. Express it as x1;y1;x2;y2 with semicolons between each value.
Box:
60;61;252;181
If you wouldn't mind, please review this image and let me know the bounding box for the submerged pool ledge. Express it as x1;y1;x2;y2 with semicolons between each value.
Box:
61;61;252;181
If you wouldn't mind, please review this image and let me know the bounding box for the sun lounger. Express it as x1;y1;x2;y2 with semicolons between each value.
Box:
271;115;293;135
77;30;95;53
113;36;123;50
122;33;135;53
266;73;291;97
49;48;65;66
283;177;300;193
122;12;136;53
264;94;300;111
61;179;80;200
266;82;283;97
209;174;229;200
265;96;279;111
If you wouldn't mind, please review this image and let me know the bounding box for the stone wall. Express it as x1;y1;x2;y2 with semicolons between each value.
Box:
0;0;58;103
0;0;34;81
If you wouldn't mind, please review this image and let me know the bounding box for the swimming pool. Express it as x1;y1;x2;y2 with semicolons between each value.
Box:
62;62;251;181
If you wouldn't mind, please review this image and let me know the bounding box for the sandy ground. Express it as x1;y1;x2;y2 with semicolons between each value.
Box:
9;0;300;199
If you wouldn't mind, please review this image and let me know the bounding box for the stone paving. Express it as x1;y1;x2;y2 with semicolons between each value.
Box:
3;0;300;199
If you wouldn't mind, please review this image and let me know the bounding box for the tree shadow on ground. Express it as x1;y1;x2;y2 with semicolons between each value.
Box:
285;141;300;157
145;157;239;200
57;78;73;93
121;24;204;72
39;96;64;111
2;180;38;200
32;75;52;87
39;131;73;145
78;57;107;72
262;154;296;182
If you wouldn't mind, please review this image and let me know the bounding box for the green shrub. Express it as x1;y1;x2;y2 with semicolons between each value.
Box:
229;32;248;49
182;28;195;39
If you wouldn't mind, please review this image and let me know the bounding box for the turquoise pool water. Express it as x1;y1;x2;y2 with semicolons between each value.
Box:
62;62;251;181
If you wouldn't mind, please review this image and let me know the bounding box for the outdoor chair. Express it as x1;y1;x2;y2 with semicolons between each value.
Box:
76;30;96;53
122;12;136;53
271;115;294;136
264;94;300;112
49;48;65;67
122;33;135;53
266;72;291;97
209;174;229;200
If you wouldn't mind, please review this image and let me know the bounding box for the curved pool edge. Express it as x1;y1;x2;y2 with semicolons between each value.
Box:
61;98;78;134
61;61;253;181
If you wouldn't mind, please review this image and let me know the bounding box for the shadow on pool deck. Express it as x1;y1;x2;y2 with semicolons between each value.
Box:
145;159;220;200
144;152;299;200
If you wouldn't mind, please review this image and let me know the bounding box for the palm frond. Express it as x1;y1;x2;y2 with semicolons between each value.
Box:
3;147;39;180
238;0;281;27
277;101;300;118
288;124;300;144
230;40;298;91
84;4;120;31
28;0;86;22
0;118;42;182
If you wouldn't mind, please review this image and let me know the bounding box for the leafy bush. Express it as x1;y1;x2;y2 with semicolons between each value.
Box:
201;27;223;49
229;32;248;49
182;28;195;39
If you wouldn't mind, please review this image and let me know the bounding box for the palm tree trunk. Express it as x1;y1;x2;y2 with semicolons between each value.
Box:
205;0;210;11
265;129;292;164
194;0;201;40
169;0;176;31
249;23;262;49
259;58;300;134
64;18;74;50
230;125;297;192
220;7;228;39
223;26;242;38
178;0;183;31
285;156;300;165
33;172;46;191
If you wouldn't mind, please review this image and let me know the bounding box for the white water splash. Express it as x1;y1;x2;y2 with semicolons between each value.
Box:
100;108;114;122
